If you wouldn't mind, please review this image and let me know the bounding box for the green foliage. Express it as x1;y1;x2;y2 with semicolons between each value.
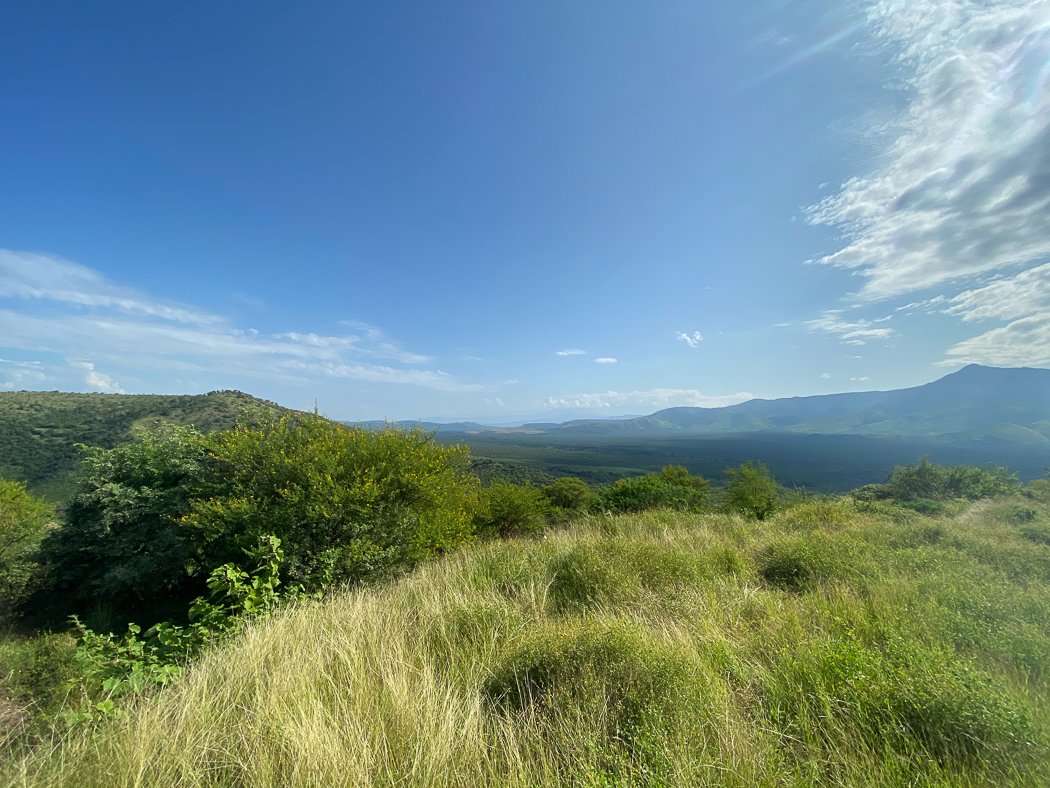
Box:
877;458;1020;503
33;415;478;627
34;424;210;626
474;483;550;538
0;633;78;744
0;480;54;621
722;461;779;519
597;465;709;514
183;415;479;589
68;535;301;722
0;390;280;502
541;477;597;515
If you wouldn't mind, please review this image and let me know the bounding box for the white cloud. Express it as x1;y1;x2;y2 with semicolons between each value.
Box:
594;357;618;364
70;359;125;393
943;314;1050;367
807;310;895;345
944;263;1050;322
805;1;1050;301
0;249;472;393
0;250;223;325
821;372;833;379
545;388;754;410
555;348;586;357
674;330;704;348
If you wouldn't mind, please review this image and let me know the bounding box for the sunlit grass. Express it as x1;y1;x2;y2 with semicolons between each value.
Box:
7;497;1050;786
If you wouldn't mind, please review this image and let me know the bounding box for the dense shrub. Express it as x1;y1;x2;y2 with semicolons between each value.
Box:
541;477;597;515
182;415;479;589
34;424;210;626
873;458;1019;503
474;483;550;538
36;416;479;625
0;481;54;621
598;466;709;514
722;461;779;519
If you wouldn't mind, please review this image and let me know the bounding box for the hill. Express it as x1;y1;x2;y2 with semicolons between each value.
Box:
540;365;1050;442
0;390;283;500
10;497;1050;785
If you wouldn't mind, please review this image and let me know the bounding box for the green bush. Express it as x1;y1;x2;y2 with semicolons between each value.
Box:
870;458;1020;503
722;461;779;519
474;483;550;538
34;424;209;626
597;466;709;514
0;480;54;622
36;416;479;625
183;415;479;589
541;477;597;515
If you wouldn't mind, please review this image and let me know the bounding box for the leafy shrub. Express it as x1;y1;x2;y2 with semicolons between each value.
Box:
183;415;479;589
0;480;54;621
36;416;479;626
541;477;597;515
873;458;1019;503
68;535;304;721
722;461;779;519
34;424;210;626
474;483;550;538
598;466;709;514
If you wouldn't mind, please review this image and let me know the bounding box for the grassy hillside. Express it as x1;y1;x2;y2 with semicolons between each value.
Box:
0;390;283;501
10;496;1049;786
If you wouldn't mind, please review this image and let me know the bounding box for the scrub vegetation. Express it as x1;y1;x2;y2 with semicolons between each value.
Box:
0;406;1047;786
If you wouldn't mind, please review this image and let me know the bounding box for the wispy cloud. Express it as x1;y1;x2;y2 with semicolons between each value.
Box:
806;1;1050;301
674;330;703;348
594;357;618;364
555;348;586;357
545;388;754;410
0;249;475;393
806;310;894;346
939;263;1050;366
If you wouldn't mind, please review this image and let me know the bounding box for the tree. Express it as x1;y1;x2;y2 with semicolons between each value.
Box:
723;461;779;520
0;479;54;620
35;423;211;626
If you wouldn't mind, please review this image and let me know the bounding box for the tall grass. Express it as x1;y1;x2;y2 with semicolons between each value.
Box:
7;497;1050;786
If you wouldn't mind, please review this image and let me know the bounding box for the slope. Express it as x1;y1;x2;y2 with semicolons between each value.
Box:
0;390;283;500
12;498;1050;786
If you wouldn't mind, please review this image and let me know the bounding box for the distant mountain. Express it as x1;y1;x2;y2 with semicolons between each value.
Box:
0;390;284;500
518;365;1050;444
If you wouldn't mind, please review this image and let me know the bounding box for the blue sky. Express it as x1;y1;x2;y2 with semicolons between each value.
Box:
2;0;1048;421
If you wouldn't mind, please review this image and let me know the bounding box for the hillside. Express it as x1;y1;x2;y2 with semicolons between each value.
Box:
542;365;1050;442
10;496;1050;786
0;390;283;500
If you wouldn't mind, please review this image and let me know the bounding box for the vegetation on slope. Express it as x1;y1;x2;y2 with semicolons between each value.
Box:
7;494;1050;786
0;390;282;501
